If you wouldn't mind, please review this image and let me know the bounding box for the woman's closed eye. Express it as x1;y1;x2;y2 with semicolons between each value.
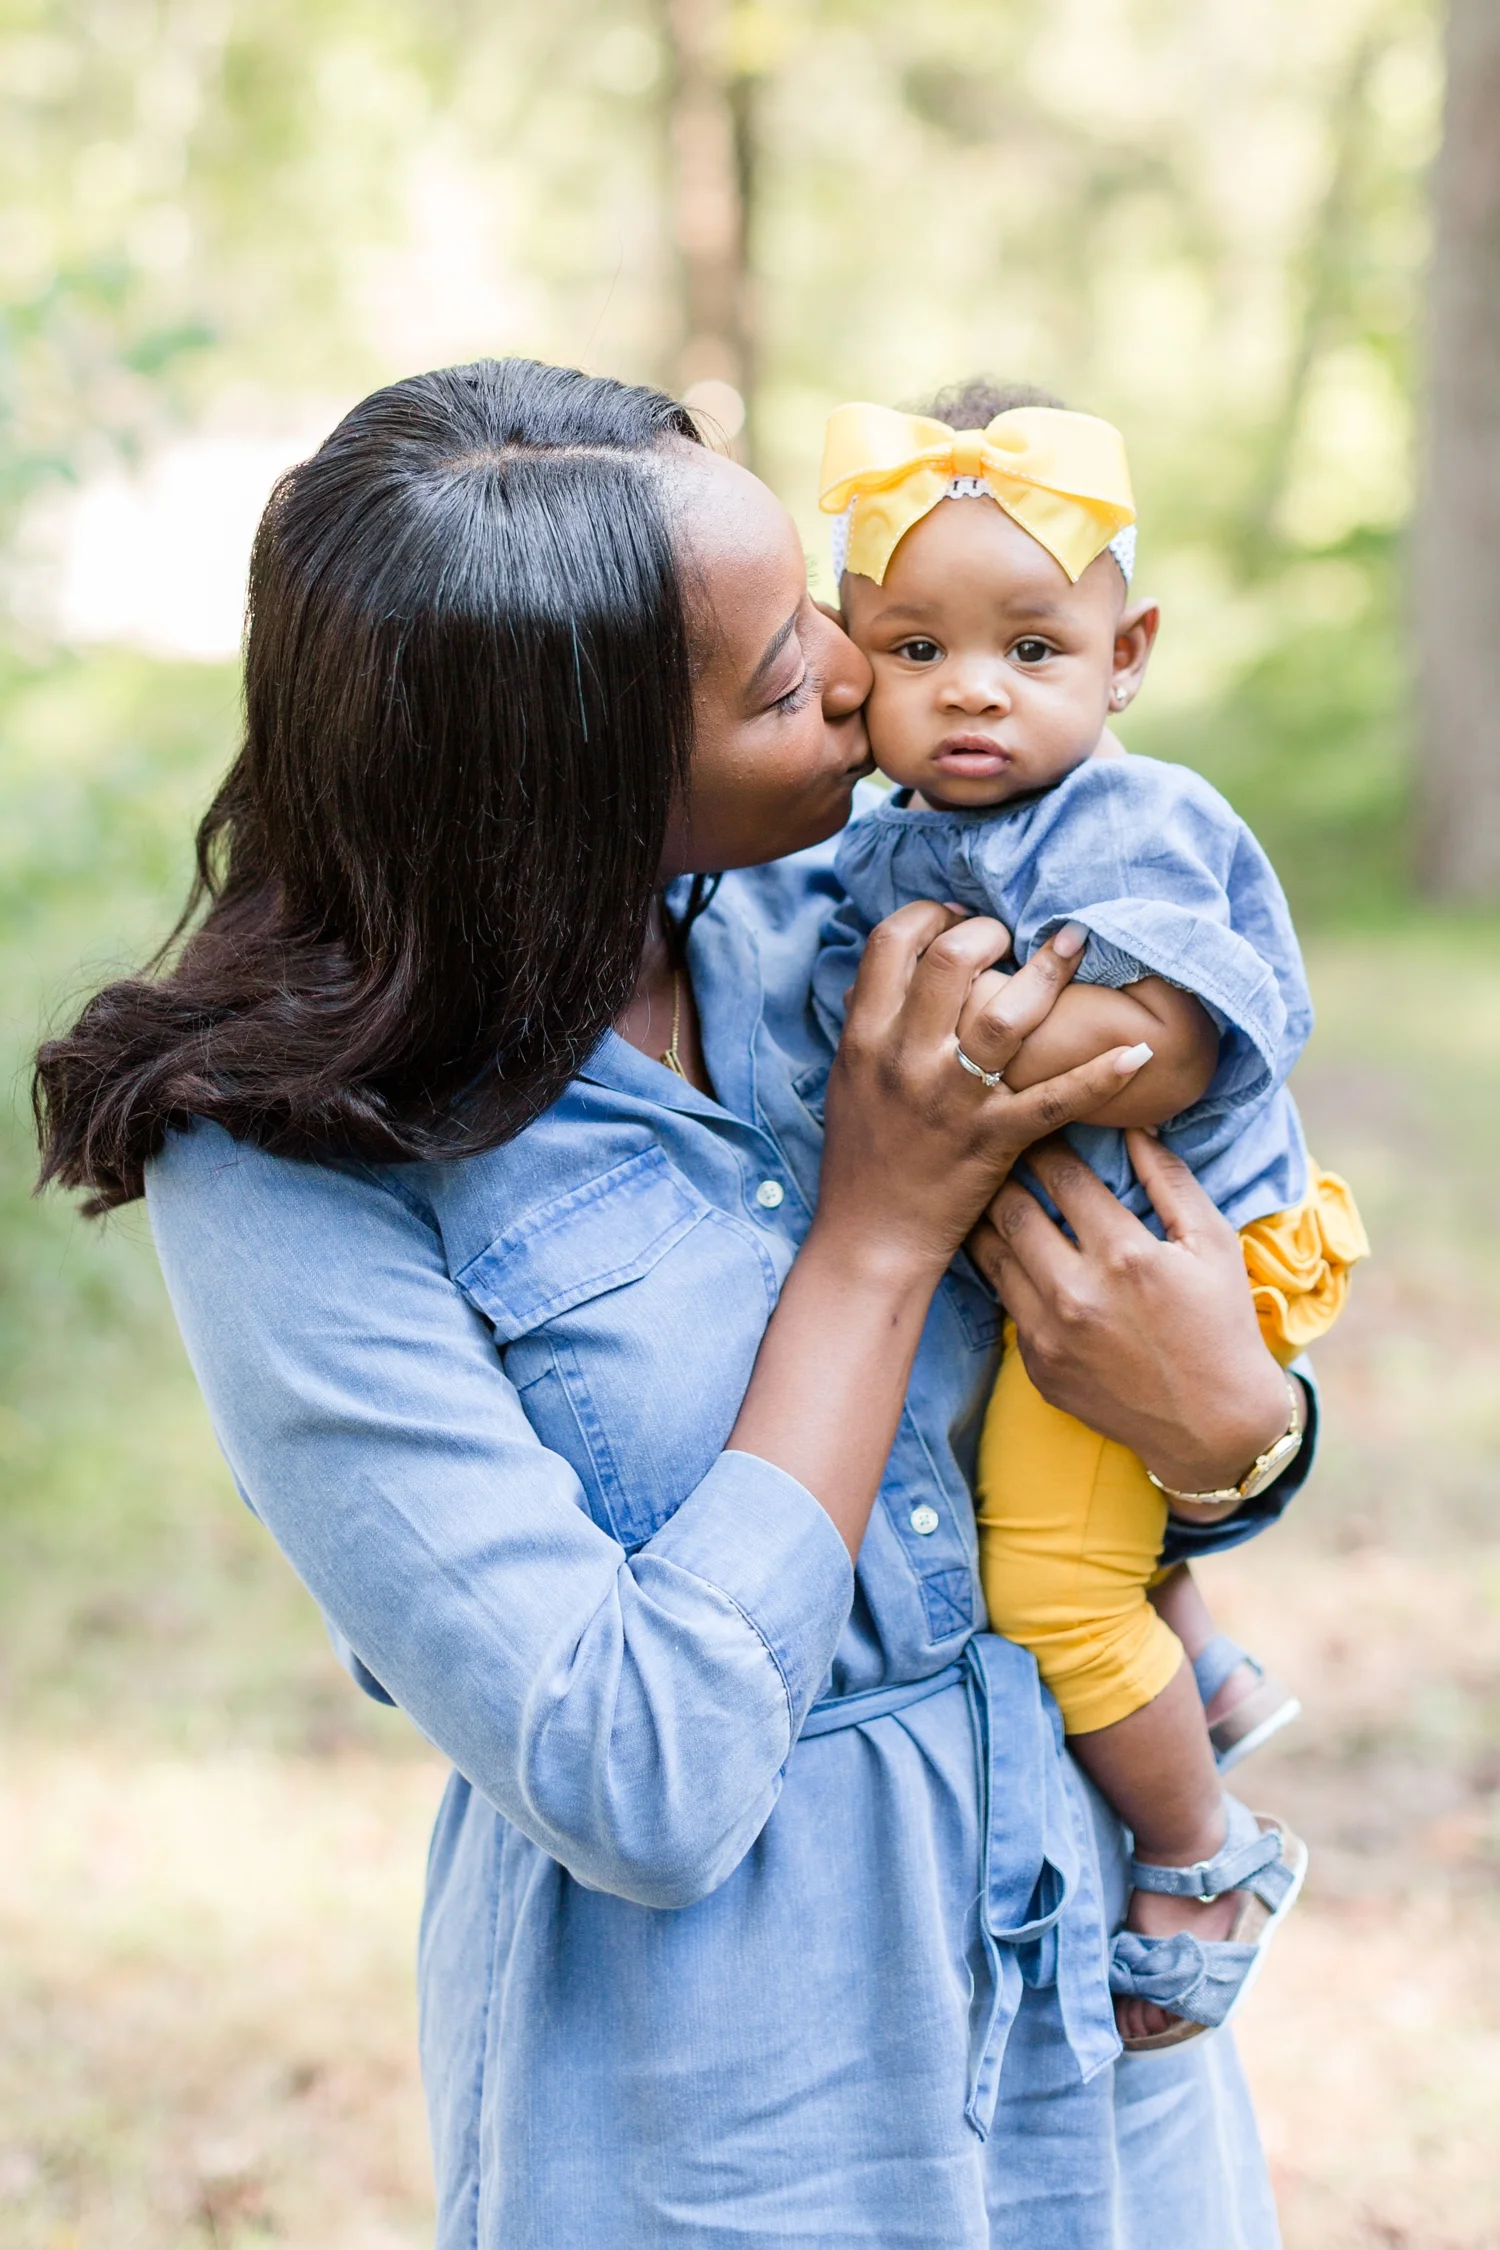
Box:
772;666;817;714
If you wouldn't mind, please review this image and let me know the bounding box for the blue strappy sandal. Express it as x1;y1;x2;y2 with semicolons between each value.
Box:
1192;1633;1302;1774
1110;1793;1308;2053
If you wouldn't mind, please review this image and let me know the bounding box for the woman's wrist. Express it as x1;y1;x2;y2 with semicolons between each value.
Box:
797;1210;954;1304
1143;1354;1297;1505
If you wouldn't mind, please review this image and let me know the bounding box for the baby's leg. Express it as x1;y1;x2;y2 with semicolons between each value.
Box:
1149;1564;1256;1721
976;1333;1254;2043
1151;1562;1303;1770
1068;1681;1243;2047
1148;1561;1216;1660
975;1322;1184;1738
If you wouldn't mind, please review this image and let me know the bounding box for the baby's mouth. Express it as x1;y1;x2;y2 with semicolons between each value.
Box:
931;734;1011;778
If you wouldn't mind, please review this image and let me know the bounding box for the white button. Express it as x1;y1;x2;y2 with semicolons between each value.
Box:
754;1179;785;1209
909;1504;940;1536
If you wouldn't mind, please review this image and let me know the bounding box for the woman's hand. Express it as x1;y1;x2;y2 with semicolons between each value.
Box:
729;904;1156;1555
813;904;1156;1287
968;1130;1294;1497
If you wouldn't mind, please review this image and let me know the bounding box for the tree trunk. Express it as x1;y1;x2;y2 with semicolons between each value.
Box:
1416;0;1500;899
659;0;755;462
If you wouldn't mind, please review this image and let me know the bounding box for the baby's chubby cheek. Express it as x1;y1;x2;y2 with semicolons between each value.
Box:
859;673;935;789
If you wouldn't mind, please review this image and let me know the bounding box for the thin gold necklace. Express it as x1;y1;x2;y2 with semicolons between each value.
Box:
659;968;687;1077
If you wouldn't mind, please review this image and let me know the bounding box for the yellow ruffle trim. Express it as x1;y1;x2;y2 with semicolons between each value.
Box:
1239;1168;1370;1362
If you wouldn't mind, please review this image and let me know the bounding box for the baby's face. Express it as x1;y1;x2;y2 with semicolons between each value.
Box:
839;498;1152;811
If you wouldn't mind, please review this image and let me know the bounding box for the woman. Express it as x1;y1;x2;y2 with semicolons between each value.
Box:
36;360;1309;2247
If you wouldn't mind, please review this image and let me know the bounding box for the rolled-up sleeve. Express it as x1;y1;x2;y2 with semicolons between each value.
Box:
146;1124;853;1910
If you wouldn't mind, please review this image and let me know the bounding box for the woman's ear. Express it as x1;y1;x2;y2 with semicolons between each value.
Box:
1110;599;1160;711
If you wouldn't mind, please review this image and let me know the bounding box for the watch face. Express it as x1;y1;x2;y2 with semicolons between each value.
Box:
1240;1428;1303;1501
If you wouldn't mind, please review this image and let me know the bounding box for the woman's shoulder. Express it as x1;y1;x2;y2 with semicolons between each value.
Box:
145;1121;442;1291
148;1115;428;1205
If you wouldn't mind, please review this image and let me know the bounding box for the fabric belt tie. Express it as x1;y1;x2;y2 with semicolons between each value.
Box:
800;1661;965;1736
800;1633;1120;2133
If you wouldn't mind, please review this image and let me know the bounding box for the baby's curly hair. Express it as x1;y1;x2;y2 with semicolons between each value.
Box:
908;376;1067;424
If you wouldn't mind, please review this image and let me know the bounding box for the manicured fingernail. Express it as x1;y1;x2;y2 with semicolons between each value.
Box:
1117;1041;1154;1072
1053;922;1088;958
942;900;968;915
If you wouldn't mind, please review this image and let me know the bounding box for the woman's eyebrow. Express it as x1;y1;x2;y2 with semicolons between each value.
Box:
745;610;800;700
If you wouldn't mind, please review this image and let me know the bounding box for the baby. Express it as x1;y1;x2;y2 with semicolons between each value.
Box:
814;378;1369;2050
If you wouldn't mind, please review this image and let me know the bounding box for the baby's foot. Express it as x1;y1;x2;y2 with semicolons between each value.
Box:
1110;1800;1308;2049
1113;1877;1243;2046
1195;1640;1302;1773
1202;1659;1261;1726
1110;1800;1304;2052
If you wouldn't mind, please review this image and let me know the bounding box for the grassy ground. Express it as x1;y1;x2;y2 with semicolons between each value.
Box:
1222;928;1500;2250
1;656;1497;2247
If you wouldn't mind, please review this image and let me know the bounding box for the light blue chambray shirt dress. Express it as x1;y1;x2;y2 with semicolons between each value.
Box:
823;755;1315;1232
145;816;1307;2249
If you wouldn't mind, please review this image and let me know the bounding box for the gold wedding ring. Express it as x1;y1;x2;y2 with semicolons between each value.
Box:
955;1042;1004;1090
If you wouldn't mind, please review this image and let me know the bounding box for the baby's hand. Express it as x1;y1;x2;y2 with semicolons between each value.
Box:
1003;974;1217;1130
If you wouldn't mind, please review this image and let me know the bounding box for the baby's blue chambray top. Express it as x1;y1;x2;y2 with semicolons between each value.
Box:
145;819;1303;2249
822;755;1315;1232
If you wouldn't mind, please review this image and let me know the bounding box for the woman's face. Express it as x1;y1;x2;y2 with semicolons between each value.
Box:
659;443;874;877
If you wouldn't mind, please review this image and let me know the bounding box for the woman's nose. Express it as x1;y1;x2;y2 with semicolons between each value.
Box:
818;616;873;714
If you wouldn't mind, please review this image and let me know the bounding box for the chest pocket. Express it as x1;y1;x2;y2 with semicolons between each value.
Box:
457;1145;782;1550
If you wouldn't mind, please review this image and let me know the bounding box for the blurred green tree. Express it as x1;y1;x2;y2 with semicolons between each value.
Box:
0;0;1444;915
658;0;754;453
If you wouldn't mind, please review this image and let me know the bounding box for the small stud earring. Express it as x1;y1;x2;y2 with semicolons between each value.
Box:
1111;688;1126;709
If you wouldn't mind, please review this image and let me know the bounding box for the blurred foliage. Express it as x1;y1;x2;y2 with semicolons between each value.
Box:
1133;530;1412;921
0;0;1440;908
0;0;1454;1734
5;27;1499;2240
0;648;425;1744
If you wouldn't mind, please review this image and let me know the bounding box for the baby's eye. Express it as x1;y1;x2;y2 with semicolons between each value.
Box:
1010;637;1054;665
894;637;944;664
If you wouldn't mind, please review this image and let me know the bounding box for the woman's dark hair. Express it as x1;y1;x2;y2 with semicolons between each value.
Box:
35;357;703;1213
910;376;1068;424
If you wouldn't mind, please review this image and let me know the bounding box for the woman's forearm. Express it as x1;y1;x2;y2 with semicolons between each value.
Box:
728;1222;941;1558
1159;1373;1309;1519
727;910;1159;1557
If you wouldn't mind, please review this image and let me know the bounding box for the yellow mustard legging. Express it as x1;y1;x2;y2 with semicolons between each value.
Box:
974;1170;1368;1736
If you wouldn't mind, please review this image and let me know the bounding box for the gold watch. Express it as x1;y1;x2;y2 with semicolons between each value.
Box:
1145;1373;1305;1510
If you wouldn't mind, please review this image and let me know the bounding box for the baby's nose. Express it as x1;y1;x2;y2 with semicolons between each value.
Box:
944;664;1010;712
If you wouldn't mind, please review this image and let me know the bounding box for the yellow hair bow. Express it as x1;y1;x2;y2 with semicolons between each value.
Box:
819;402;1136;586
